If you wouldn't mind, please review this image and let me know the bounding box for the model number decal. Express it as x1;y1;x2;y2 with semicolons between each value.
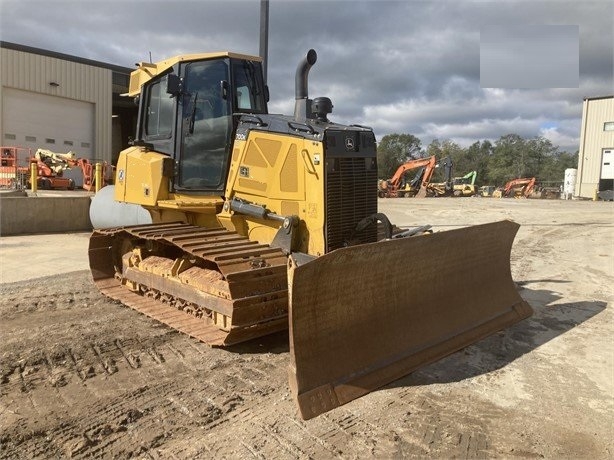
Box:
239;166;250;177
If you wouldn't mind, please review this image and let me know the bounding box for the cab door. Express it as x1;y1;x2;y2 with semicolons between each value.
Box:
177;59;232;192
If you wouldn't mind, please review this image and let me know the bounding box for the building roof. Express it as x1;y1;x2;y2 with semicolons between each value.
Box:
583;95;614;102
1;41;133;75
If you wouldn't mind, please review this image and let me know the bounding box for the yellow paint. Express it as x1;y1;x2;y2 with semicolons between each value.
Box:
115;147;170;206
223;131;326;254
126;51;262;97
113;121;327;254
95;162;103;193
30;162;37;193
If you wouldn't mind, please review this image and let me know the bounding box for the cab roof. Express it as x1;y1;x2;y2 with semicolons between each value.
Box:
126;51;262;97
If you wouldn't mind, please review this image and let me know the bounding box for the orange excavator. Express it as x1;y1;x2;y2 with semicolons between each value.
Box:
378;155;437;198
496;177;537;198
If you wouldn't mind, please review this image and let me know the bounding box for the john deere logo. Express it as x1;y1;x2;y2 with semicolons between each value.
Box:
345;137;355;150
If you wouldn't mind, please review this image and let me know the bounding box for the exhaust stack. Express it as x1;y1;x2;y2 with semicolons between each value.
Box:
294;49;317;121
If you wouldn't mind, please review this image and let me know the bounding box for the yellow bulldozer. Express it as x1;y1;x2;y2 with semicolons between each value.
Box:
89;49;532;420
453;170;478;196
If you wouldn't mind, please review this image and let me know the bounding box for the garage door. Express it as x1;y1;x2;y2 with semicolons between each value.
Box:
2;88;94;158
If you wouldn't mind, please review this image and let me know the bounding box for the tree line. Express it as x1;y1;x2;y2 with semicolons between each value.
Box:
376;133;578;186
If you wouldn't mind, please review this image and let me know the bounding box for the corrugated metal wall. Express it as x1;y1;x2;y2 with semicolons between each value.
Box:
576;96;614;198
0;47;112;162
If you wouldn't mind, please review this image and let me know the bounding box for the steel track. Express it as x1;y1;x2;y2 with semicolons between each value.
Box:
89;222;289;346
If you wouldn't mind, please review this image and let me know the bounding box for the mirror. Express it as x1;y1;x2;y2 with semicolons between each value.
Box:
166;73;181;96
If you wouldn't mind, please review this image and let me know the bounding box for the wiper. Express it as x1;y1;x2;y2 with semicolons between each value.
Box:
188;91;198;134
244;61;260;96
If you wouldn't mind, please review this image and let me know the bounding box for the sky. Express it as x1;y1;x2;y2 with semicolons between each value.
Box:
1;0;612;153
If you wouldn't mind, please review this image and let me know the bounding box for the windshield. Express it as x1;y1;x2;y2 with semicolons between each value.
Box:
176;57;267;192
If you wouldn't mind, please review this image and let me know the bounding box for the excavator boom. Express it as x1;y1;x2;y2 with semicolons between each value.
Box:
379;156;437;198
503;177;537;197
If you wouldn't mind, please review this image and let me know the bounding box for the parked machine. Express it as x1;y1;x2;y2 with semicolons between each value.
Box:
0;146;30;189
29;149;77;190
494;177;537;198
478;185;496;197
26;149;114;191
76;157;115;191
88;49;532;419
378;155;437;197
531;185;561;200
425;157;454;197
452;170;478;196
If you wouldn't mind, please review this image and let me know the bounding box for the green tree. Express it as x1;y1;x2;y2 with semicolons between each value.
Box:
525;137;559;178
464;140;493;186
488;134;527;185
536;150;578;183
487;134;571;186
377;133;423;179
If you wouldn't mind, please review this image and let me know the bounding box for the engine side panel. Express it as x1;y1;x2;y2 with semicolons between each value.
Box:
223;130;327;255
223;123;379;256
115;147;170;206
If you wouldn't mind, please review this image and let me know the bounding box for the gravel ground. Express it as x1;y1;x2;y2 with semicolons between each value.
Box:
0;197;612;459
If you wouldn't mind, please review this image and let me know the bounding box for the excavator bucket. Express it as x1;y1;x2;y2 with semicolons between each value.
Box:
287;220;532;420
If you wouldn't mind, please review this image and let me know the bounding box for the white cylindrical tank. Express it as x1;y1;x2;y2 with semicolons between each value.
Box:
89;185;152;229
563;168;577;200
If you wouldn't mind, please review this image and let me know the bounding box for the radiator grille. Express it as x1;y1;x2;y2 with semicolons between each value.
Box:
325;157;378;252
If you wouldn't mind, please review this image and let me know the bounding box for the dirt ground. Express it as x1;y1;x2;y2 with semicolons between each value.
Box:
1;198;612;459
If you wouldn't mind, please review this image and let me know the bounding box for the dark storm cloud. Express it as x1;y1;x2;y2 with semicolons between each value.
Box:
1;0;612;153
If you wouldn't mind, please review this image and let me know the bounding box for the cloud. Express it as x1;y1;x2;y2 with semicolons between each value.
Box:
361;86;584;151
0;0;612;155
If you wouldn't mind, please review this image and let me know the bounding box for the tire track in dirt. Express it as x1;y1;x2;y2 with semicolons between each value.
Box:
0;334;288;457
2;271;496;459
2;218;612;460
358;388;496;458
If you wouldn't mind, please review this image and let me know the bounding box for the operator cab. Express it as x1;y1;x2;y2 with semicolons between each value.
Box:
135;55;268;194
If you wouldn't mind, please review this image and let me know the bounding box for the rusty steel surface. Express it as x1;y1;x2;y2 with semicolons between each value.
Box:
287;220;532;419
88;222;288;346
89;220;532;419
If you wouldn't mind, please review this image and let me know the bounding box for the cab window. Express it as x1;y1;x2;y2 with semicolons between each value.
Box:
231;60;267;113
144;76;174;139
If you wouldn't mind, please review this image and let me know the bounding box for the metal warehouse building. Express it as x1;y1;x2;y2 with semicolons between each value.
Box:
0;41;136;165
576;95;614;199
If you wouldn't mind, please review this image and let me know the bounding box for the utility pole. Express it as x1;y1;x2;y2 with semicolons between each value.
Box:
259;0;269;84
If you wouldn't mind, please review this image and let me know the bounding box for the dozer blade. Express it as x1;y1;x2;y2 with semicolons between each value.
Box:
287;220;532;420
